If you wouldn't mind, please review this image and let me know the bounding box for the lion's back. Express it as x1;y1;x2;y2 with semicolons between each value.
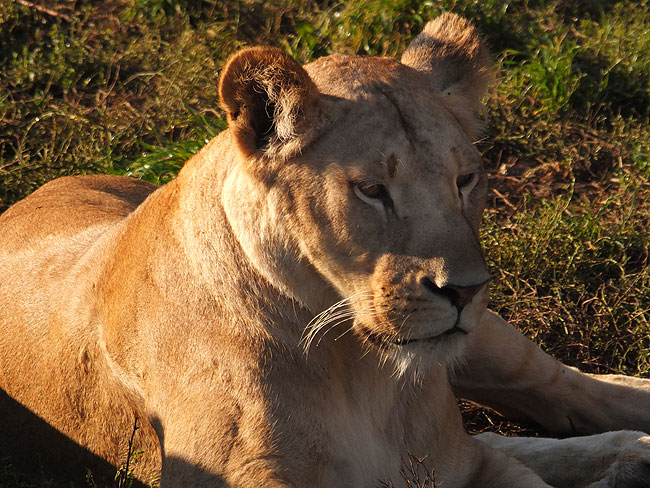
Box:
0;173;159;393
0;175;162;485
0;173;158;416
0;175;157;252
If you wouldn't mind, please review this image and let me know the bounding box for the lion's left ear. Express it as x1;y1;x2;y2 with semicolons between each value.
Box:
401;13;492;138
219;46;320;158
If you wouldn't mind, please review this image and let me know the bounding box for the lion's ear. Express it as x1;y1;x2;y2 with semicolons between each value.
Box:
219;46;320;158
401;13;492;137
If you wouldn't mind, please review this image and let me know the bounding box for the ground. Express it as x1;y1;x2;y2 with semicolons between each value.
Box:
0;0;649;486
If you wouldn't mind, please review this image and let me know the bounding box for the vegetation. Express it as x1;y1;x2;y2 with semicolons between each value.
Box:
1;0;649;485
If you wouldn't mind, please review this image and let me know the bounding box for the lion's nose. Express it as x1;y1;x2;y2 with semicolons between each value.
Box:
420;277;488;312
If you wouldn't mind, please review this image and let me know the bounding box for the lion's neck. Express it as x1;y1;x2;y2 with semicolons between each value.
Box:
172;133;340;347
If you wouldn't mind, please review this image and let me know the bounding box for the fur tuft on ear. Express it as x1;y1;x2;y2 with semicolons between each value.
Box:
401;13;492;137
219;47;320;158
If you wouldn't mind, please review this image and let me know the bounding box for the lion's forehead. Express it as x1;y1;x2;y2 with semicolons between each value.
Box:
305;54;447;119
304;54;477;175
306;54;418;97
302;107;473;183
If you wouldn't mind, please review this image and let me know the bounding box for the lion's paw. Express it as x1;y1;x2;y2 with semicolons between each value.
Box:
587;432;650;488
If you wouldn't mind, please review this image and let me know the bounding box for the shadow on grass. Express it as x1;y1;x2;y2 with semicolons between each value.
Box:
0;389;231;487
0;388;148;487
572;53;650;119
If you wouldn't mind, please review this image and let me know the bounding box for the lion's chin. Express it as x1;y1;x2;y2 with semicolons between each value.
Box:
357;323;470;380
390;325;468;345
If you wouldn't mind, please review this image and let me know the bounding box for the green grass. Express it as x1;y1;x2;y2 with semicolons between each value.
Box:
1;0;649;485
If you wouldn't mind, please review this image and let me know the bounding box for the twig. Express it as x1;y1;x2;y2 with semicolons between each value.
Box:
16;0;73;22
492;188;518;211
118;416;140;488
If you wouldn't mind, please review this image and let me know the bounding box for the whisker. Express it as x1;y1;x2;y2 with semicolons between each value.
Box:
314;310;383;348
333;325;354;342
300;291;375;348
399;312;414;329
303;313;354;352
304;309;383;354
303;294;373;330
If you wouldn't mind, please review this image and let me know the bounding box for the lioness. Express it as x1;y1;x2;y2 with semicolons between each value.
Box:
1;13;650;488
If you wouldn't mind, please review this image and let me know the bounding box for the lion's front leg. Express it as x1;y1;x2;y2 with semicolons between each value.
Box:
453;310;650;435
477;431;650;488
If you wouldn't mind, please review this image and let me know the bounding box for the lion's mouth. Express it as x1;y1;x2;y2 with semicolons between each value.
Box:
392;325;468;345
363;325;468;347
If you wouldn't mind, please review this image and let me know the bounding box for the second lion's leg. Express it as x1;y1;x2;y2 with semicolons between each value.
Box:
452;310;650;434
476;431;650;488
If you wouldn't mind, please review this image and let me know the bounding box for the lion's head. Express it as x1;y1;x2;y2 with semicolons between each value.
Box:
216;13;492;374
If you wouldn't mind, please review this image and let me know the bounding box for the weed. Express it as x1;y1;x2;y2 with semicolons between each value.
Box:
123;107;226;185
1;0;649;486
380;452;437;487
115;418;140;488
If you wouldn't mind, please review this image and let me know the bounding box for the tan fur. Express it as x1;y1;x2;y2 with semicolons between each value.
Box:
2;14;650;488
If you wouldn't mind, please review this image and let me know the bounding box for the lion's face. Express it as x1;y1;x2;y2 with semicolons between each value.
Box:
218;15;492;371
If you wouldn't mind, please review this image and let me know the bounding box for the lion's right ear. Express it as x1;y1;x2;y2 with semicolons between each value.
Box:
219;47;320;158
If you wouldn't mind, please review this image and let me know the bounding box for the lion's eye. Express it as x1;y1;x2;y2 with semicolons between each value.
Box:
456;173;478;197
358;183;385;199
353;182;393;210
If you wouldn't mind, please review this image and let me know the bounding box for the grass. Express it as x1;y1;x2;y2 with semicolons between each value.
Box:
1;0;649;485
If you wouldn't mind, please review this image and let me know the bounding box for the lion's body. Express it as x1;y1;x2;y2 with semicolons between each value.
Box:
0;157;479;486
2;14;650;488
0;143;490;486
